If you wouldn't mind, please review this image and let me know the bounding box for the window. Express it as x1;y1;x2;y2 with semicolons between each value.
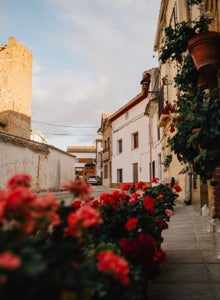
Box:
104;164;108;179
117;139;122;154
152;160;155;179
132;132;139;149
117;169;123;183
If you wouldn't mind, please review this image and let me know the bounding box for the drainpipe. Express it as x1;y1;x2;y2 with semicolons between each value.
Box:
149;121;153;178
184;171;191;205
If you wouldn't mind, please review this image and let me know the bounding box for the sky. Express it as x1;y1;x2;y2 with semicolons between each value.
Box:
1;0;161;151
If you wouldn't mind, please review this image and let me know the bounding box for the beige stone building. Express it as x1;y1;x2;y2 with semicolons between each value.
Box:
0;37;32;139
154;0;220;213
97;113;112;187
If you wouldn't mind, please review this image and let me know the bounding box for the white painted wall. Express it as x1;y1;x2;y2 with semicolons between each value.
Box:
111;99;150;184
0;133;75;191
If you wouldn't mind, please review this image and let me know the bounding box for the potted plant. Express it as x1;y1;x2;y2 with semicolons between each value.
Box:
159;14;212;64
188;31;220;88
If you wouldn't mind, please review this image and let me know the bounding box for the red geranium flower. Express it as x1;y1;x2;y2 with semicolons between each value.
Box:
151;177;159;184
156;194;164;200
135;181;147;191
129;192;140;204
121;183;132;191
125;217;138;230
61;178;92;199
97;250;130;285
173;185;182;192
153;249;166;262
71;200;82;209
0;252;21;270
157;218;168;230
120;233;157;265
7;174;31;191
143;195;155;214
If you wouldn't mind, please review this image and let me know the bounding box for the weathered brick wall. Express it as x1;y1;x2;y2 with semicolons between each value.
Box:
0;37;32;139
0;132;75;192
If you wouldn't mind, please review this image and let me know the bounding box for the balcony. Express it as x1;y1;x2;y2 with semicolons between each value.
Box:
102;149;110;161
158;114;171;128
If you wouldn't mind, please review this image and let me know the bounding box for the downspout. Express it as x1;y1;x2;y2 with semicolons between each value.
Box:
184;165;192;205
149;121;153;179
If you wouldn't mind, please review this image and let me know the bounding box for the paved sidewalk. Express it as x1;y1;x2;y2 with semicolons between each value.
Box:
148;201;220;300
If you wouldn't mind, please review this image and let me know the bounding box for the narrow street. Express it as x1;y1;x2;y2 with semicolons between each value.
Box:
53;185;117;205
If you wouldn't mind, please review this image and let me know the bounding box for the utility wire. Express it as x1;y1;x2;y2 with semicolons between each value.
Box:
41;133;97;136
32;120;98;128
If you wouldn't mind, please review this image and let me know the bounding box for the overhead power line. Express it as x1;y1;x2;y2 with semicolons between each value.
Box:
32;120;98;128
41;133;97;136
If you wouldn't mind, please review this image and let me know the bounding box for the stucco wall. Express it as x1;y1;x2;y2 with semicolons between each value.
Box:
111;98;150;184
0;133;75;191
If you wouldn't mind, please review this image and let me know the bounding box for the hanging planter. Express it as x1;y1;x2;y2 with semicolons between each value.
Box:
188;31;220;88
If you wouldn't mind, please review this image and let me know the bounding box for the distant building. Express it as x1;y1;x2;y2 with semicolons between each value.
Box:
31;129;48;144
97;113;112;187
66;144;97;179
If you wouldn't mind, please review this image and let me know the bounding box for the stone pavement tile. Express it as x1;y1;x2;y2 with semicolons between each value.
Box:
155;263;210;282
147;201;220;300
163;233;198;242
207;264;220;282
201;250;220;262
148;282;217;300
196;233;215;241
162;241;199;250
164;250;203;263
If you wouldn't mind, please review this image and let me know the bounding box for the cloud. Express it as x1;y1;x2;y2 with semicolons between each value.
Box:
28;0;161;149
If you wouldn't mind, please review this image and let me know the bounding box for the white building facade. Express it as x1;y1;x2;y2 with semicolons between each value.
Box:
110;68;162;188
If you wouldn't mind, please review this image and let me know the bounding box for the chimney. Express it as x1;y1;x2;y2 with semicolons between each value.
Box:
140;71;151;95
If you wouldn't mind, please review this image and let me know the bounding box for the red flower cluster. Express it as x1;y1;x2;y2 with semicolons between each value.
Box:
0;251;21;270
7;174;31;190
143;195;155;214
66;205;103;237
151;177;159;184
97;250;130;285
121;183;133;191
61;178;92;200
99;190;128;208
135;181;147;191
125;217;138;230
157;218;168;230
120;233;157;266
173;185;182;192
128;192;141;203
0;174;60;234
162;100;176;114
153;249;166;262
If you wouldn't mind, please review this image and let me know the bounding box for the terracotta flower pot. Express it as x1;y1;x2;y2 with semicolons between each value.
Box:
188;31;220;88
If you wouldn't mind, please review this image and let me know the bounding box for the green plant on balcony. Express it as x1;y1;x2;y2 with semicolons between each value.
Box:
160;2;220;183
162;154;173;172
159;14;212;64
